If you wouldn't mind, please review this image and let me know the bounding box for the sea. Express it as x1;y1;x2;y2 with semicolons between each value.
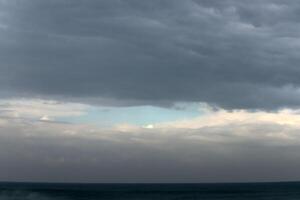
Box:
0;182;300;200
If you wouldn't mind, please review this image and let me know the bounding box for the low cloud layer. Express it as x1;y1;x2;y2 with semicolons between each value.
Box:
1;1;300;109
0;99;89;121
1;107;300;183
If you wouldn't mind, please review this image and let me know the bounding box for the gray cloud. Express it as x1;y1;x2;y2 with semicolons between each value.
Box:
1;0;300;109
1;116;300;183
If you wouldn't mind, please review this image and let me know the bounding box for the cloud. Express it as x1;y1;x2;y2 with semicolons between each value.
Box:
1;108;300;183
0;99;89;121
3;1;300;183
156;107;300;129
0;1;300;109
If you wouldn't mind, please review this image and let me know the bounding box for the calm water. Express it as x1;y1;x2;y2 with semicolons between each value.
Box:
1;182;300;200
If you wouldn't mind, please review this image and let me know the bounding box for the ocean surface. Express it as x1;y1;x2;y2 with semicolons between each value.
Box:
1;182;300;200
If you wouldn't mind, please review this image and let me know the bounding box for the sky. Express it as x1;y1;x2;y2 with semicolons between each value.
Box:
1;0;300;183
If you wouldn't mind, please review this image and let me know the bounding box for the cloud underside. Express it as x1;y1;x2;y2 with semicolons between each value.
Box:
1;1;300;109
1;108;300;183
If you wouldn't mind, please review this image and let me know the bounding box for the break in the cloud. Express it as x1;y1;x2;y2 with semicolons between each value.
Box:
1;0;300;109
1;108;300;183
0;99;202;126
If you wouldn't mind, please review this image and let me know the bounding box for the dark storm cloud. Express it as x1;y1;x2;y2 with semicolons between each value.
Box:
1;0;300;109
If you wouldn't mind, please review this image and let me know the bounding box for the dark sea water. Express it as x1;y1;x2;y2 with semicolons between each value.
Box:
1;182;300;200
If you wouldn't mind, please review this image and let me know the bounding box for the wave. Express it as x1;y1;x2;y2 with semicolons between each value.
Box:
0;190;63;200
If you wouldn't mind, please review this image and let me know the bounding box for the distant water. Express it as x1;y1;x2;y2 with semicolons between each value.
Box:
1;182;300;200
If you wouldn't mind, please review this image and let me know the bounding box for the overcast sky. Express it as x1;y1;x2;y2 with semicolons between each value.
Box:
1;0;300;183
